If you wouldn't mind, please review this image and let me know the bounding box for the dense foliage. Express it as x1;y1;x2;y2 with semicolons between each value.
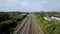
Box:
34;12;60;34
0;12;27;34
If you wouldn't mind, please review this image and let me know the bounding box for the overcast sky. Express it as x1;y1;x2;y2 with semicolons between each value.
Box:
0;0;60;12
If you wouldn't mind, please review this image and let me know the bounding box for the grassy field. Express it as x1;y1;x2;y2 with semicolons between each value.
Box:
34;12;60;34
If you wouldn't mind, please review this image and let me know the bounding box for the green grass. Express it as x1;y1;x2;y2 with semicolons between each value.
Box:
34;13;60;34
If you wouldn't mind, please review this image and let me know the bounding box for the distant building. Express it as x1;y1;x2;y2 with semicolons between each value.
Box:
44;16;53;21
51;16;60;21
44;16;60;21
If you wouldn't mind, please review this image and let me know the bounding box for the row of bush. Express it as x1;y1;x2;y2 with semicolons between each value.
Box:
0;12;27;34
34;12;60;34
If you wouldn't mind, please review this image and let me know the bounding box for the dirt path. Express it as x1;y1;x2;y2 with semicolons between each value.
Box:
29;15;43;34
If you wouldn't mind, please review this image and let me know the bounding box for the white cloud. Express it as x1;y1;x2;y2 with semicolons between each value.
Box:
0;3;3;7
20;1;30;7
0;0;18;7
0;0;60;11
40;1;47;4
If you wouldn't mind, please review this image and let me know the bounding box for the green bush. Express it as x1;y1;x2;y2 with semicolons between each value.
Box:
0;12;27;34
34;12;60;34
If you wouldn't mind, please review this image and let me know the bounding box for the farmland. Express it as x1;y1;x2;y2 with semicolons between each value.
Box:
33;12;60;34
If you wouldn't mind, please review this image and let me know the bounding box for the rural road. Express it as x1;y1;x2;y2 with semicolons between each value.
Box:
17;14;42;34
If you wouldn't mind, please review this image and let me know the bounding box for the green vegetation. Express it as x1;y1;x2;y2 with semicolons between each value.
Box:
34;12;60;34
0;12;27;34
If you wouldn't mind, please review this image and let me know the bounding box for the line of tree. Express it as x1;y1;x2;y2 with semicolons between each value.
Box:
0;12;27;34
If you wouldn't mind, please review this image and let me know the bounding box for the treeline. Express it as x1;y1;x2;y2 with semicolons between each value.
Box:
0;12;27;34
34;12;60;34
41;12;60;17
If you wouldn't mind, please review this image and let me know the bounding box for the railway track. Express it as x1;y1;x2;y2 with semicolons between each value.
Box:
17;15;31;34
16;14;42;34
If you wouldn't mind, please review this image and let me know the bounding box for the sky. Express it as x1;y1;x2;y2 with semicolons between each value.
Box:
0;0;60;12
